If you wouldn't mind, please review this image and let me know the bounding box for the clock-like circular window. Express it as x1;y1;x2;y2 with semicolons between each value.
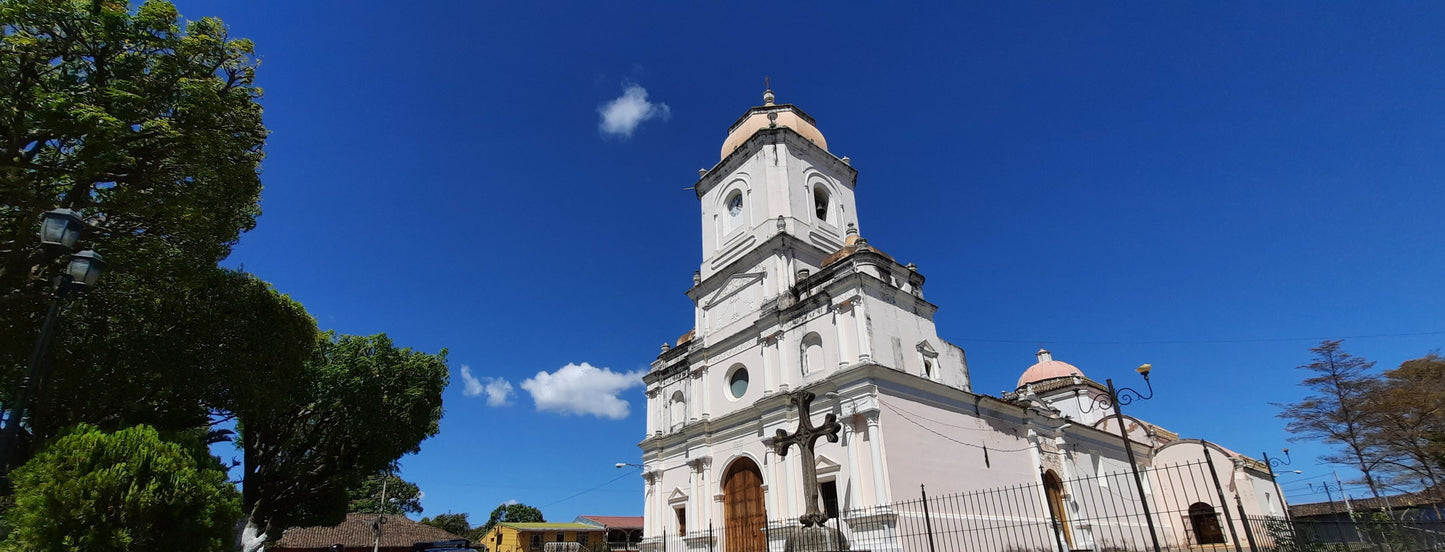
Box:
727;192;743;217
728;366;749;399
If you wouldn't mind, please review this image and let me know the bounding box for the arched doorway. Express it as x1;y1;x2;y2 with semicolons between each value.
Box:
1189;502;1226;544
1043;470;1073;549
723;457;767;552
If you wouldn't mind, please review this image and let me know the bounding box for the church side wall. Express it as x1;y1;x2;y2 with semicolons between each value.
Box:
874;386;1043;497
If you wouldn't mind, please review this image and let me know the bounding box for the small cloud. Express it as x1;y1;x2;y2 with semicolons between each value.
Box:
459;365;515;407
520;362;645;419
503;499;520;506
482;378;515;407
459;365;484;396
598;84;670;138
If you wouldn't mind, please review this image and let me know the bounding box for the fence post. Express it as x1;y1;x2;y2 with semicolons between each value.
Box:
1233;492;1260;552
708;525;714;552
1203;442;1247;552
920;485;938;552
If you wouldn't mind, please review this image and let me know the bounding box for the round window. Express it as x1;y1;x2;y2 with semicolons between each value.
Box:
727;193;743;217
728;367;749;399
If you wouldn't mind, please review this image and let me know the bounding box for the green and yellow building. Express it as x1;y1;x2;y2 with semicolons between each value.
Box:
479;522;608;552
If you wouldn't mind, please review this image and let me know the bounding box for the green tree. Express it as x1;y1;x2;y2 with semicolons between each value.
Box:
0;0;266;305
1365;354;1445;491
34;268;315;448
0;0;275;462
1;424;240;552
236;333;448;551
419;513;475;540
1277;340;1385;498
479;503;545;538
348;472;424;516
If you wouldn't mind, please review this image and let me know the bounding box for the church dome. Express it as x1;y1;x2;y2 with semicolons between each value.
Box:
720;89;828;160
1017;349;1085;389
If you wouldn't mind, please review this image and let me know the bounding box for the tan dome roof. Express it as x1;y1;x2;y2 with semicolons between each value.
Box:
1017;349;1085;389
720;90;827;160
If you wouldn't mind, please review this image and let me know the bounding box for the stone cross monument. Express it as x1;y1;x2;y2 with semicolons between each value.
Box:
772;390;851;552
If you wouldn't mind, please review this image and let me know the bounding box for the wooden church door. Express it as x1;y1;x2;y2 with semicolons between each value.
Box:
723;457;767;552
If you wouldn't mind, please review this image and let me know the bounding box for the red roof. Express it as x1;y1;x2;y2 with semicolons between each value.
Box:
577;516;643;529
271;513;467;551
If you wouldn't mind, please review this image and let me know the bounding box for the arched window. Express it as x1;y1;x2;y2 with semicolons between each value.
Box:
1189;502;1226;544
813;185;831;223
801;332;824;376
669;391;686;430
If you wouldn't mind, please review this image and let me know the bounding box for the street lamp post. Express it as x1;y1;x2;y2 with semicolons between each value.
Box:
1076;364;1161;552
0;209;106;474
1263;449;1294;521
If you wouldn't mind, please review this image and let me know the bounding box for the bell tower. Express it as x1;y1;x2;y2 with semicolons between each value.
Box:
694;88;860;286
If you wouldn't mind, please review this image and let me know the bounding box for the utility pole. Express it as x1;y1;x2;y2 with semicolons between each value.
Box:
1333;472;1355;518
374;474;389;552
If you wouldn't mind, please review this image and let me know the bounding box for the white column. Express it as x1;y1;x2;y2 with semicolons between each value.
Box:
777;330;795;392
834;306;853;368
699;457;713;529
864;410;890;505
844;418;864;512
761;335;775;396
764;448;779;517
851;297;872;363
644;472;658;535
689;461;700;533
646;388;659;437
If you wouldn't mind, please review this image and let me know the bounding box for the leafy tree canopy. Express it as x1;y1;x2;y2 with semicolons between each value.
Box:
1367;353;1445;490
0;0;274;457
1;424;240;552
419;513;476;541
237;332;448;545
479;503;545;537
349;472;423;516
0;0;266;305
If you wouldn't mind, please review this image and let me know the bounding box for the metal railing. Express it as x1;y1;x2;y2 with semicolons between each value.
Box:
641;461;1303;552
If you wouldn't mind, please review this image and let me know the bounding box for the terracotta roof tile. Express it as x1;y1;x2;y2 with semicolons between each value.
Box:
272;513;466;550
577;516;643;529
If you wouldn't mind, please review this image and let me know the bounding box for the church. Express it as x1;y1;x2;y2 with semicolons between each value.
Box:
635;90;1285;552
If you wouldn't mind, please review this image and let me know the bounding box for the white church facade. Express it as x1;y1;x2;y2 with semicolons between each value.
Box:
635;91;1285;552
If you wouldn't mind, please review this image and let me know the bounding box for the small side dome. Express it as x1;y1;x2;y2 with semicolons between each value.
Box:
1017;349;1085;389
719;89;828;160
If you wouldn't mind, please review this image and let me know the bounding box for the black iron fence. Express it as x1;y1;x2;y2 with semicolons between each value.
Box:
1245;515;1445;552
640;462;1443;552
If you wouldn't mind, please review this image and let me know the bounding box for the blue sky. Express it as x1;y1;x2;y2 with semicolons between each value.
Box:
173;2;1445;521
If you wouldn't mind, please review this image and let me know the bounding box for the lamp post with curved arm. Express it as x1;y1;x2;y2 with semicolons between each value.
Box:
1074;364;1160;552
1262;449;1294;521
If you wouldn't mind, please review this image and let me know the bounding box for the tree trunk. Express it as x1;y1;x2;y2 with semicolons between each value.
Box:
235;518;268;552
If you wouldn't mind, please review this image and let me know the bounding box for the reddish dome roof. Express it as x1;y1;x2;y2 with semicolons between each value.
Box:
1017;349;1085;389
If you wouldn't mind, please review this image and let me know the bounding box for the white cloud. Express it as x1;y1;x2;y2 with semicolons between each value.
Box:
598;84;671;138
503;499;520;506
460;365;484;396
482;378;515;407
459;365;515;407
520;362;645;420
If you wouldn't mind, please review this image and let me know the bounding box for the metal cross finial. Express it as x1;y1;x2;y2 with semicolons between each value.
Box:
765;76;770;89
772;390;841;527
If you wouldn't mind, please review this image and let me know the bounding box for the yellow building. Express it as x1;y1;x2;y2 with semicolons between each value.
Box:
479;522;607;552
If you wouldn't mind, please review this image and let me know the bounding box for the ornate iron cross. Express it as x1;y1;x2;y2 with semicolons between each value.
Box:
772;390;842;527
